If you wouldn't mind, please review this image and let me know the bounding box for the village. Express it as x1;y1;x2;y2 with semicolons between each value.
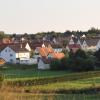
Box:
0;33;100;70
0;0;100;99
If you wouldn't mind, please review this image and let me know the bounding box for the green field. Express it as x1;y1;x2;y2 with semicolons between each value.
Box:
0;64;68;79
0;93;100;100
0;64;100;100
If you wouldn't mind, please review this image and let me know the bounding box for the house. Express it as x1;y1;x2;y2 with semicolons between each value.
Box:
0;44;30;64
81;38;99;51
0;46;16;63
38;52;65;70
67;36;100;52
37;44;65;69
66;38;81;53
38;44;54;58
66;44;81;53
14;42;31;52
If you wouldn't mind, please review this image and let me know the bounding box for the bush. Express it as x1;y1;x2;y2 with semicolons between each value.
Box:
50;59;62;70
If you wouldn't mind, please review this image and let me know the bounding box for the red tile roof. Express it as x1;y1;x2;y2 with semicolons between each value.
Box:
39;47;54;57
68;44;81;49
51;52;65;59
0;43;29;52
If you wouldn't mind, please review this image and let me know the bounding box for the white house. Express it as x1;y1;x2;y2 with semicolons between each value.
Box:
0;45;30;64
0;46;16;63
81;38;100;52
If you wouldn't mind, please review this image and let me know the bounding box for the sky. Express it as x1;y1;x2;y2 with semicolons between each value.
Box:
0;0;100;34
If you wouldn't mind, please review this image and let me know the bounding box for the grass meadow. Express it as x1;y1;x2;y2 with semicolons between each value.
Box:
0;64;100;100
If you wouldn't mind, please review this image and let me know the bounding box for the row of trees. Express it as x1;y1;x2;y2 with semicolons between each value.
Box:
0;27;100;39
50;49;100;72
0;31;9;39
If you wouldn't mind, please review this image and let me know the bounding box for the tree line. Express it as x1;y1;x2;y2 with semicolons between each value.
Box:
0;27;100;40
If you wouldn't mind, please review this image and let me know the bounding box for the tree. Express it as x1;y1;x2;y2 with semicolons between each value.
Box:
0;31;5;39
66;49;95;72
74;49;87;59
94;49;100;68
94;49;100;61
88;27;100;35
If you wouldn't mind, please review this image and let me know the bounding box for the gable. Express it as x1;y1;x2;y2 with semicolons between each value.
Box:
1;46;15;54
25;43;31;51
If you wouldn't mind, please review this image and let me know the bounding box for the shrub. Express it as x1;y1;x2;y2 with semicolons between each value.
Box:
50;59;62;70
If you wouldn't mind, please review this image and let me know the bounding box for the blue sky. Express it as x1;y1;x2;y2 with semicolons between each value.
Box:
0;0;100;34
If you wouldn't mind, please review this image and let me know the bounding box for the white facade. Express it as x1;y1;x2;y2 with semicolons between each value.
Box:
81;40;88;50
38;59;50;70
0;46;30;64
96;40;100;51
69;38;74;45
77;40;81;46
82;40;97;52
16;52;30;59
0;47;16;63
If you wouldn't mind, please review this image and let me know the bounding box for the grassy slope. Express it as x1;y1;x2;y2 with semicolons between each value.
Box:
0;64;68;80
0;64;100;99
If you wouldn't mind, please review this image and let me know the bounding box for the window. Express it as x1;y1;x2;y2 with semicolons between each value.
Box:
10;54;13;57
10;59;13;62
5;49;7;52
